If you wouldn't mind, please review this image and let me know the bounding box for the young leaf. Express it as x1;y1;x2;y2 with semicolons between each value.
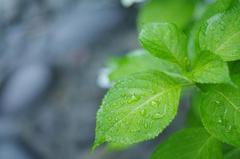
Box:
107;49;183;82
139;23;189;68
190;51;231;84
225;149;240;159
94;71;181;149
198;3;240;61
151;128;223;159
200;75;240;147
138;0;196;29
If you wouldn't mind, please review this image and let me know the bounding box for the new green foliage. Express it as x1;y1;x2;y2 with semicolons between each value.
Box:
190;51;231;84
93;0;240;158
139;23;189;69
107;49;183;82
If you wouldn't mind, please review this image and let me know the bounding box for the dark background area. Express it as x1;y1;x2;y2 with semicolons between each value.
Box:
0;0;189;158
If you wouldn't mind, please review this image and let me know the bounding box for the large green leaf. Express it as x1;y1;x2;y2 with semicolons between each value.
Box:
151;128;223;159
200;75;240;147
198;3;240;61
139;23;189;69
200;0;237;21
189;0;236;62
107;50;183;82
138;0;196;29
225;149;240;159
190;51;231;84
94;71;181;149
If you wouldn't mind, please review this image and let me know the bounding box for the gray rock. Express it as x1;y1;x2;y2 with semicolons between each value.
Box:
0;64;52;114
45;0;75;11
0;142;32;159
0;0;21;23
47;0;125;65
0;117;21;139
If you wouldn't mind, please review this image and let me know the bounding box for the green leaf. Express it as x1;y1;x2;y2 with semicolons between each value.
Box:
107;142;132;151
94;71;181;149
189;0;235;62
200;0;236;21
189;51;231;84
225;149;240;159
198;3;240;61
223;144;235;154
139;23;189;69
200;75;240;147
151;128;223;159
228;61;240;75
186;90;202;127
107;49;183;82
138;0;196;29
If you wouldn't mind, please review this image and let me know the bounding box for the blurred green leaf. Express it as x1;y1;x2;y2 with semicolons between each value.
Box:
224;148;240;159
138;0;196;29
151;128;223;159
186;90;202;127
108;49;183;82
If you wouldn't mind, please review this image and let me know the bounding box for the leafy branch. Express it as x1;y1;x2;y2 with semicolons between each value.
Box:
93;0;240;158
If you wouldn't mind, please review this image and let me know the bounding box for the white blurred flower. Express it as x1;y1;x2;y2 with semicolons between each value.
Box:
97;68;112;89
121;0;146;7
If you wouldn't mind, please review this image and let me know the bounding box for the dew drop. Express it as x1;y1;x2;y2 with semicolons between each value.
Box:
215;101;220;104
226;125;232;132
130;129;135;133
107;116;113;121
127;94;140;104
144;123;148;129
140;109;147;117
153;113;163;119
151;101;157;106
217;119;222;123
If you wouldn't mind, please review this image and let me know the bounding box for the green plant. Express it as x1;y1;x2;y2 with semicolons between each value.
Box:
93;0;240;158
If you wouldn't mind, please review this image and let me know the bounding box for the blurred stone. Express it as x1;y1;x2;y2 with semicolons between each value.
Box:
0;117;20;139
45;0;75;11
47;0;125;65
0;0;21;23
0;64;52;114
0;0;146;159
0;142;33;159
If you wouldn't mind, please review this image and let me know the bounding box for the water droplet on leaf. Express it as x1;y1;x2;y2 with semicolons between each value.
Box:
151;101;157;106
153;113;163;119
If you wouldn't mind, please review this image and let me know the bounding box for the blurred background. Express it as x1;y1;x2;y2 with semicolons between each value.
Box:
0;0;196;158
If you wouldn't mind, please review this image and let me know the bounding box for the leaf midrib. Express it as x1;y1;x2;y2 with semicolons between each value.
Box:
214;89;240;113
215;31;240;53
193;136;214;159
